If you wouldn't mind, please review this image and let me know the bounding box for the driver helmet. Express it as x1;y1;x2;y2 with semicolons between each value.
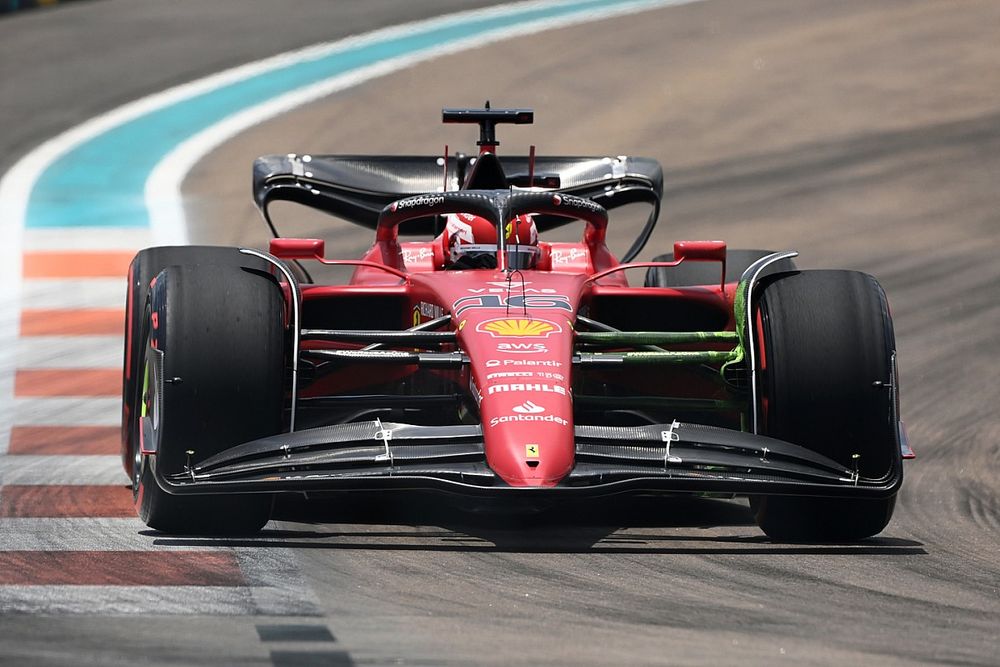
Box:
443;213;539;269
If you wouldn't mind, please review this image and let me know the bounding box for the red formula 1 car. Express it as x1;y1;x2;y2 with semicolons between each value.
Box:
121;107;910;540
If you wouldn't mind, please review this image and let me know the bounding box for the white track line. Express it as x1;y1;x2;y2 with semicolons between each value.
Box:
11;400;121;427
16;336;122;369
0;586;259;616
21;228;153;251
18;279;126;310
0;455;123;484
0;518;197;551
0;582;319;616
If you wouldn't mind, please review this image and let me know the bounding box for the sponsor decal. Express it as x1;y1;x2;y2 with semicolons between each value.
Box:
525;444;540;458
484;370;565;381
402;247;434;263
332;349;411;358
477;318;560;338
391;194;444;211
513;400;545;414
418;302;443;318
487;383;566;396
490;412;569;428
496;342;547;354
467;281;558;294
551;193;604;214
551;248;587;264
411;301;443;326
454;294;572;315
485;371;534;380
485;359;562;368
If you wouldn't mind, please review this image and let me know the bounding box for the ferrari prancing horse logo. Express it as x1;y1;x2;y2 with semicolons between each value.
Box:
525;444;540;458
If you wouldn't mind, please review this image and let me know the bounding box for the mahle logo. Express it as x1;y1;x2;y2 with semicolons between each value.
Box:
477;318;560;338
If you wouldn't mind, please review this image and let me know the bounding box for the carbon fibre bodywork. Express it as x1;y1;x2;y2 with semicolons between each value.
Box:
154;419;902;499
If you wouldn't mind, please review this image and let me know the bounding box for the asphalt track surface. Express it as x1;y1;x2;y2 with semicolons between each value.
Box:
2;0;1000;665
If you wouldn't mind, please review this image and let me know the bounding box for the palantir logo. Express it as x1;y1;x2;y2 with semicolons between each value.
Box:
512;400;545;414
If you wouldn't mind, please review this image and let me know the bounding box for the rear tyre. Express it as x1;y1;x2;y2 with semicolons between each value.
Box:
644;249;797;287
132;262;285;534
122;246;270;477
752;270;899;542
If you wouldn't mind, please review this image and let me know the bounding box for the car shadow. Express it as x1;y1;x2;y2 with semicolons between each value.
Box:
146;493;927;556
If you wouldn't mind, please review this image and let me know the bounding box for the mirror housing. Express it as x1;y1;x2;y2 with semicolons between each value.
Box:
673;240;727;290
269;238;325;260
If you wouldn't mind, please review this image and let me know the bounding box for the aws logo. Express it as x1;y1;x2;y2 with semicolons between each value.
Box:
497;342;547;354
477;318;561;338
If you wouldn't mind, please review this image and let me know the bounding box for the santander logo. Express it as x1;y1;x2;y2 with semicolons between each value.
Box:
512;400;545;414
489;400;569;428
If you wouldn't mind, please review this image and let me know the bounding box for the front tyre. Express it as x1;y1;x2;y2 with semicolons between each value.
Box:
752;270;900;542
132;262;285;534
122;246;271;478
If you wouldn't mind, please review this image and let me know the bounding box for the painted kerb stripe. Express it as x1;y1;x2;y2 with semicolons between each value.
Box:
8;426;119;455
0;551;245;585
0;485;134;517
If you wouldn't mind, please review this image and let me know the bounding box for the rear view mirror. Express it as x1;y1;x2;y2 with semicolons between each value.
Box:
673;240;727;290
269;238;325;260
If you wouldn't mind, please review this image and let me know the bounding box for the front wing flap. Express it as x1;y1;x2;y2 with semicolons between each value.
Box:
154;421;902;499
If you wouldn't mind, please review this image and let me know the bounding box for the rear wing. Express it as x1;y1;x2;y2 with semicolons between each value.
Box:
252;153;663;238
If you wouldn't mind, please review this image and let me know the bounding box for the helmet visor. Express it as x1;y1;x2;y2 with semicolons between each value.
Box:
450;244;540;270
506;245;541;269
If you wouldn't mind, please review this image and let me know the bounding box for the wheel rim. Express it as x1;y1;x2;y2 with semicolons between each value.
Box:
133;333;159;494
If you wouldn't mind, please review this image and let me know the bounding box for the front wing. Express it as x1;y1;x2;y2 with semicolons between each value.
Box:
150;420;902;499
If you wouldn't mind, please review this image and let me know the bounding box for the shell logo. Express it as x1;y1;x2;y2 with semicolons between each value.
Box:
477;318;561;338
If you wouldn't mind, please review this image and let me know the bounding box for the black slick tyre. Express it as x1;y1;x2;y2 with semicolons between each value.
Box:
752;270;899;542
121;246;270;477
644;249;797;287
132;262;285;534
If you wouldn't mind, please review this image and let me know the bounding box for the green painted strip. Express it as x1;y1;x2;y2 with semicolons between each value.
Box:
576;331;738;345
578;350;739;365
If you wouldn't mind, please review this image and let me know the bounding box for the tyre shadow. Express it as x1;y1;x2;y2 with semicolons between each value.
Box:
147;493;927;556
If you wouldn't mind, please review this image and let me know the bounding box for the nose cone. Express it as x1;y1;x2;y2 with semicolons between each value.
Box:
468;314;576;487
421;269;588;487
481;390;575;486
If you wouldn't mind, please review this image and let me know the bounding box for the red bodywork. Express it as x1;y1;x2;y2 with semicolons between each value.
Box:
119;107;907;544
272;224;734;488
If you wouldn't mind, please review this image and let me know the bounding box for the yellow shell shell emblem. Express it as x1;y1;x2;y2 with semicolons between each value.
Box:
479;318;559;337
